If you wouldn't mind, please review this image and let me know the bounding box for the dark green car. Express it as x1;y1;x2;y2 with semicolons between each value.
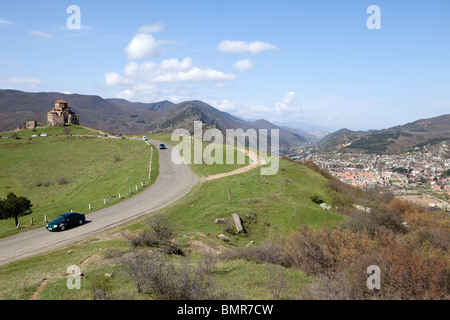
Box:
46;212;86;232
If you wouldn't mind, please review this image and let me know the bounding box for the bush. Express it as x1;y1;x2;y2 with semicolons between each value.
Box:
351;241;449;299
121;250;225;299
310;195;324;204
300;272;362;300
57;177;70;185
161;244;184;256
365;186;394;203
147;217;173;241
90;275;112;300
123;230;161;247
225;241;283;265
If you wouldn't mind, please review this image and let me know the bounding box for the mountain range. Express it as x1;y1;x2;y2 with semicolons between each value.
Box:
0;89;311;150
318;114;450;154
1;89;448;154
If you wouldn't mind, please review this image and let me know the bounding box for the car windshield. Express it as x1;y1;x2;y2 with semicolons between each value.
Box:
53;215;68;223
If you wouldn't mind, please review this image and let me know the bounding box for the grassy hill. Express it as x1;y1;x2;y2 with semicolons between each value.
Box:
0;89;311;152
0;134;447;300
0;154;344;299
319;114;450;154
0;126;158;238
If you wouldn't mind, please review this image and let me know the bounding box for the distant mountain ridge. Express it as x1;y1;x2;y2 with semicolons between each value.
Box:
319;114;450;154
0;89;311;150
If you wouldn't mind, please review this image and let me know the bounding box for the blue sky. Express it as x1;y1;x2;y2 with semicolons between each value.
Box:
0;0;449;130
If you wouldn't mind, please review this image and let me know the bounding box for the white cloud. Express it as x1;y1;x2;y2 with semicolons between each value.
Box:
0;76;42;89
160;57;193;71
29;30;53;40
233;59;254;72
0;18;14;25
125;33;160;60
105;72;132;86
210;99;272;119
275;91;302;113
106;57;236;87
154;67;236;83
214;100;240;113
105;57;237;102
210;92;303;123
138;23;164;33
116;89;136;100
218;40;277;54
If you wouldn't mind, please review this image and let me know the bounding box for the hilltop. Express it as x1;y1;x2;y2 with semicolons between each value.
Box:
0;89;311;150
318;114;450;154
0;126;158;238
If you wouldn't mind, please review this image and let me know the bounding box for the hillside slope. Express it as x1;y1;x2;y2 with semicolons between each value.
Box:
319;114;450;153
0;89;311;150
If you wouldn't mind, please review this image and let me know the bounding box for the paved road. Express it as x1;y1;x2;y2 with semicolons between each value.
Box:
0;139;198;266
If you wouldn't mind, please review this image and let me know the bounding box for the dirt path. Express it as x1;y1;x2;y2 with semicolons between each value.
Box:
29;279;48;300
204;148;266;181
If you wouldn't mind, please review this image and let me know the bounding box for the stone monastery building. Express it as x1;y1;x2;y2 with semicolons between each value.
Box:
47;99;79;127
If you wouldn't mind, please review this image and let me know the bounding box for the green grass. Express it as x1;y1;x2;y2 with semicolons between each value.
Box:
0;134;158;238
148;133;251;177
212;259;312;299
0;235;131;300
0;134;343;300
156;158;343;246
1;124;99;138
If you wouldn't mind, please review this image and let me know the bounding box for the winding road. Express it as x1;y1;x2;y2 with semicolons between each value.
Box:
0;139;198;266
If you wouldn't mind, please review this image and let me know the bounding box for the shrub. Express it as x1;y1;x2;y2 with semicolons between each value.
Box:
57;177;70;185
121;250;224;299
123;230;160;247
351;241;449;299
147;217;173;241
300;272;362;300
161;244;184;256
310;195;324;204
365;186;395;203
266;264;288;299
90;275;113;300
225;241;283;265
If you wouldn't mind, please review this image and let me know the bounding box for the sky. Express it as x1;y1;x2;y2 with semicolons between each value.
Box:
0;0;449;131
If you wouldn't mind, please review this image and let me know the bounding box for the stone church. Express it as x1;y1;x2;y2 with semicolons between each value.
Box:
47;99;79;127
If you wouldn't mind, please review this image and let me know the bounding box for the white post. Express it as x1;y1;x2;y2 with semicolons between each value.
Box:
104;198;106;205
89;203;91;210
149;147;153;180
136;185;138;192
119;193;121;199
30;217;33;225
44;215;48;222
